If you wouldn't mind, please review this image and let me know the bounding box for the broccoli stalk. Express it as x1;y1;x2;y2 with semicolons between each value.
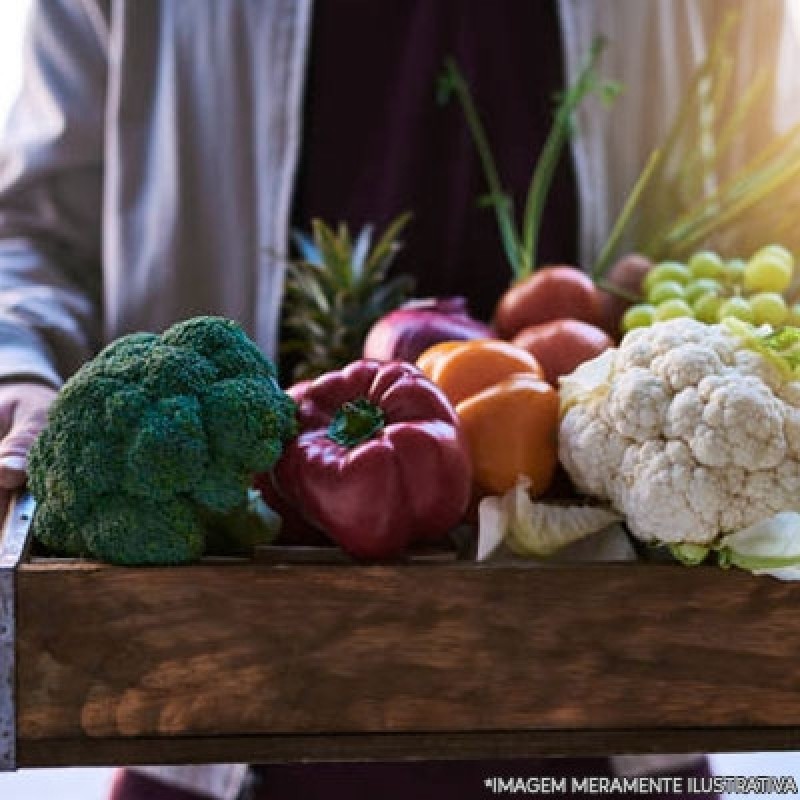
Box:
28;316;296;565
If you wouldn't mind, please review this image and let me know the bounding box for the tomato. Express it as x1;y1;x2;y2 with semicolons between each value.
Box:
493;266;604;338
511;318;614;386
597;253;651;338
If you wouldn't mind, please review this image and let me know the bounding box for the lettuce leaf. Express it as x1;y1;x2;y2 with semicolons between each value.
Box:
724;318;800;379
717;511;800;579
477;477;622;561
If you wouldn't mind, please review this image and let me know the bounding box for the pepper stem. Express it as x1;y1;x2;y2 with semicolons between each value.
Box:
328;398;385;447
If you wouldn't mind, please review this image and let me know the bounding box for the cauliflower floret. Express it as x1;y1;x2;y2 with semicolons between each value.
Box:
650;344;726;391
664;387;704;439
616;441;725;544
615;320;734;373
560;406;620;497
732;348;787;393
691;374;786;469
607;368;669;441
559;318;800;546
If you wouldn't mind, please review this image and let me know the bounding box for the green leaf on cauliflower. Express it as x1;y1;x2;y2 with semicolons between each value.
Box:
723;318;800;378
764;327;800;371
717;512;800;578
668;543;711;566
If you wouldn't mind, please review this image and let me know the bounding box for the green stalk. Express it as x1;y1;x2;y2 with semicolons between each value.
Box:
664;134;800;236
593;280;641;303
327;398;385;448
630;8;800;261
522;37;611;277
440;59;522;275
632;12;738;253
677;51;732;200
650;33;727;183
441;41;617;282
696;69;722;199
713;69;769;162
591;149;663;278
662;153;800;255
647;122;800;257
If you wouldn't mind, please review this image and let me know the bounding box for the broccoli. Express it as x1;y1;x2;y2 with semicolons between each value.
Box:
28;316;296;565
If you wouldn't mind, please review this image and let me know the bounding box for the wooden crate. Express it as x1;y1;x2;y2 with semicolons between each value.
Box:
4;493;800;769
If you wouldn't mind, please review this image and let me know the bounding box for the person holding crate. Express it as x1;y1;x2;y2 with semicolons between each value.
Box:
1;1;798;798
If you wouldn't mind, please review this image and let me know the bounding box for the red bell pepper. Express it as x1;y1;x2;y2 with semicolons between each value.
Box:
271;360;472;559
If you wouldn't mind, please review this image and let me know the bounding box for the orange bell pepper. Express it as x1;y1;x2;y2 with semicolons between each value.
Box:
417;340;559;496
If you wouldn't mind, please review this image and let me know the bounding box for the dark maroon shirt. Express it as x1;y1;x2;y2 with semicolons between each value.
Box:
291;0;578;322
277;3;715;797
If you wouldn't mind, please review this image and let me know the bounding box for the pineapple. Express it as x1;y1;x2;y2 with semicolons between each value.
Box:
280;213;414;381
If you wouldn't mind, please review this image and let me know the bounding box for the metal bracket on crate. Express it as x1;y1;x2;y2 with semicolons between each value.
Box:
0;493;35;772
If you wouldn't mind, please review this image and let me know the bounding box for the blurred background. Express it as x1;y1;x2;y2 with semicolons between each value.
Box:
0;3;112;795
0;1;30;129
0;1;800;799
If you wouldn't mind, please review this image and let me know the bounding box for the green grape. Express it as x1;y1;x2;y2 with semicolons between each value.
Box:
692;294;722;324
719;296;755;323
753;244;794;270
789;303;800;326
685;278;723;305
750;292;789;326
724;259;746;286
643;262;691;292
688;251;724;280
647;280;686;305
621;304;656;332
654;298;693;321
744;253;793;293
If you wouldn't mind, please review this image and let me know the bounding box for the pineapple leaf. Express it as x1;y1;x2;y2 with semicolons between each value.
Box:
366;212;413;274
351;225;374;282
363;276;415;318
281;213;415;381
291;230;323;267
286;264;331;314
313;220;352;288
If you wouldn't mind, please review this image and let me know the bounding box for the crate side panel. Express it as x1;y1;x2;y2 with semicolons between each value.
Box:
17;727;800;767
15;563;800;741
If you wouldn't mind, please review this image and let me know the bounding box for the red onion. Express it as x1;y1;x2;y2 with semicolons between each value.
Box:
363;297;494;363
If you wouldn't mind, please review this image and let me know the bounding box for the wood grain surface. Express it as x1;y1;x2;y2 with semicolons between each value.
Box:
15;561;800;756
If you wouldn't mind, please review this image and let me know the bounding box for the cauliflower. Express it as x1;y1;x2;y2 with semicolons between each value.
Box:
559;318;800;547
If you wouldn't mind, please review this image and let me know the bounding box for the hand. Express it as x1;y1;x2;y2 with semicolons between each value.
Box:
0;382;58;528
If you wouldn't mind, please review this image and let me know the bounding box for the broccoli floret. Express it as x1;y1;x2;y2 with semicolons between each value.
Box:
163;316;275;380
81;333;160;384
28;316;296;565
202;378;296;471
124;396;209;497
31;502;88;558
84;495;205;566
190;463;254;514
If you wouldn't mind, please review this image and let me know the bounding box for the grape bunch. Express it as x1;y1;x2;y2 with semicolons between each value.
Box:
622;245;798;333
